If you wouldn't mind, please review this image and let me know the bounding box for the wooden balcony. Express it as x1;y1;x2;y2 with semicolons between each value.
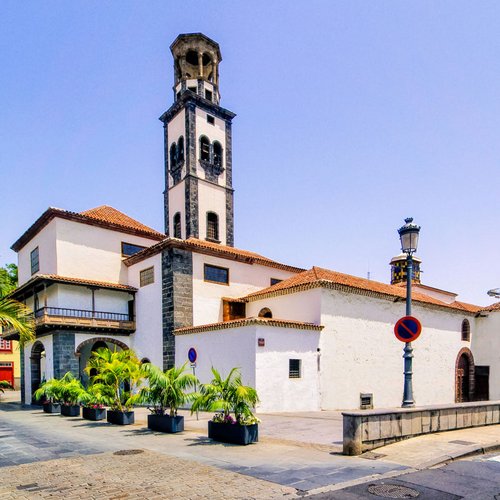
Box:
33;307;135;334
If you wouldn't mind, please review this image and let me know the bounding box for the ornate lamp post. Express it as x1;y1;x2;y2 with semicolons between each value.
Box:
398;217;421;408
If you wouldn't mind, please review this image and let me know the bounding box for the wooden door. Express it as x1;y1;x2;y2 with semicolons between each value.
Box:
456;354;469;402
0;362;14;387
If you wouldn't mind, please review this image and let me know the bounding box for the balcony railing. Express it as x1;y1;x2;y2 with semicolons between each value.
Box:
32;307;135;334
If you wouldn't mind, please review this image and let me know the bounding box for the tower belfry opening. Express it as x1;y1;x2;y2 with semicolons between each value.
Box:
161;33;236;247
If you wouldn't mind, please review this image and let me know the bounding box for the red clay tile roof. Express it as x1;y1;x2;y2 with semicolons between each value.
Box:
243;266;482;315
480;302;500;312
11;206;164;251
174;317;323;335
9;274;137;299
124;237;304;273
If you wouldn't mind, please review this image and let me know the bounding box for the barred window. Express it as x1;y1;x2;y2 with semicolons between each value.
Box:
204;264;229;285
200;136;210;161
140;267;155;287
30;247;39;275
461;319;471;341
206;212;219;241
0;339;12;351
289;359;301;379
213;141;222;167
173;212;182;239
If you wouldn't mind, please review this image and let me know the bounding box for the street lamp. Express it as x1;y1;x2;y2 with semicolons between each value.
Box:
398;217;421;408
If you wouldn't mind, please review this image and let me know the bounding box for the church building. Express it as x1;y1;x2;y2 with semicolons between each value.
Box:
5;33;500;412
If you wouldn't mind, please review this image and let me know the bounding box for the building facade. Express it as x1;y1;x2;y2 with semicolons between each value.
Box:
5;33;500;411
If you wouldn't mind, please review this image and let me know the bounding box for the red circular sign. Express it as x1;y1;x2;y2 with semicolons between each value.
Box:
394;316;422;343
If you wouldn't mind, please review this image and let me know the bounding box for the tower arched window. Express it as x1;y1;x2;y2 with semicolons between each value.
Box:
170;143;177;167
200;136;210;161
213;141;223;168
206;212;219;241
461;319;471;342
177;136;184;163
173;212;182;239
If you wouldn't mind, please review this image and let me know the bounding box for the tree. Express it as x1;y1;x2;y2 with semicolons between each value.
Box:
0;264;18;297
0;298;35;348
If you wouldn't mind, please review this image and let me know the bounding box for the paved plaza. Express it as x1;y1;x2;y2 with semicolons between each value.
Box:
0;392;499;498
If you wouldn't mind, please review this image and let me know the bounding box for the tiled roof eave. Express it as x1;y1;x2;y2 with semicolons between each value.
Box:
244;280;480;316
174;317;324;336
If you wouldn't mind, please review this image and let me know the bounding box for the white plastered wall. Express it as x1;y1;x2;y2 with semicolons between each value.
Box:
55;218;157;283
18;219;58;285
472;310;500;400
255;325;321;412
127;254;163;367
197;180;227;244
191;252;298;325
319;288;472;410
169;182;185;238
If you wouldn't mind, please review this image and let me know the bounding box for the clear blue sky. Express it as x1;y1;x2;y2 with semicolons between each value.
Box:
1;1;499;306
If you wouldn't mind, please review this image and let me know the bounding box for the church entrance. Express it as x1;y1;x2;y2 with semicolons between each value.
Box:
30;341;46;402
455;348;475;403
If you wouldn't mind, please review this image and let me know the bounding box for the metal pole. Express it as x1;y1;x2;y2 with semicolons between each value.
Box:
402;254;415;407
192;364;199;421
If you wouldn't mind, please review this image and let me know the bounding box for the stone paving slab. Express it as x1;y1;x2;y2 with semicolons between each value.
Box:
0;450;298;499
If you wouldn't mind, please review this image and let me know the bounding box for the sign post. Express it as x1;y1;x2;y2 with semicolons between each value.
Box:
188;348;198;420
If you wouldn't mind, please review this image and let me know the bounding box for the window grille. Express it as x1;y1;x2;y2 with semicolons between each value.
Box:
206;212;219;241
140;267;155;287
360;393;373;409
289;359;301;378
173;212;182;239
461;319;471;342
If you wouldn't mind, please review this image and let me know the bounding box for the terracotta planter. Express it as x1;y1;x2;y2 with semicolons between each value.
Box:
107;410;134;425
82;407;107;421
208;421;258;445
148;414;184;433
61;404;80;417
43;402;61;414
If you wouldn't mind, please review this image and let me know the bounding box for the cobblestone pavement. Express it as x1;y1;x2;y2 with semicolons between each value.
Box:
0;449;298;499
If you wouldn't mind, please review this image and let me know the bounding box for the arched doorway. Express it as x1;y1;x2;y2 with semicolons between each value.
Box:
30;341;46;403
455;348;475;402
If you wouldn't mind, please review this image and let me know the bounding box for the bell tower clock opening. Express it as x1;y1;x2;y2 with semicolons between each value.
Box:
160;33;236;246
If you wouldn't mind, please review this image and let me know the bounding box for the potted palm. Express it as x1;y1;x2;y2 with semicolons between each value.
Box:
59;372;85;417
85;347;142;425
80;383;112;421
33;377;65;413
138;362;198;433
191;367;259;445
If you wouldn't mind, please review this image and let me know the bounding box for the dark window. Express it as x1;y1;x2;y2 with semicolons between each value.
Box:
169;142;177;167
173;212;182;239
30;247;39;275
289;359;301;378
206;212;219;241
188;86;197;93
200;136;210;161
360;393;373;409
186;50;198;66
122;242;147;257
177;136;184;163
223;300;246;321
207;114;215;125
461;319;471;341
140;266;155;287
205;89;213;102
270;278;282;286
258;308;273;318
204;264;229;285
213;141;222;167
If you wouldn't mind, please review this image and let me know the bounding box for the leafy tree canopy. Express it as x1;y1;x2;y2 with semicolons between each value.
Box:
0;263;18;298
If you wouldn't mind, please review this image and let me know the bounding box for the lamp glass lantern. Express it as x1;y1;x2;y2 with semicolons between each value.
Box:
398;217;421;255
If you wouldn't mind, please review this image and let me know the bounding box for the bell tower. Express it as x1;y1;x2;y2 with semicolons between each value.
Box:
160;33;236;246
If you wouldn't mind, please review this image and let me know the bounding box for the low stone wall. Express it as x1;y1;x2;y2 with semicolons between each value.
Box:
342;401;500;455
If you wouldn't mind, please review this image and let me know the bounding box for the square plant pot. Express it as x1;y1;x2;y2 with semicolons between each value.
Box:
43;402;61;414
82;407;107;421
61;405;81;417
107;410;135;425
148;414;184;433
208;421;258;445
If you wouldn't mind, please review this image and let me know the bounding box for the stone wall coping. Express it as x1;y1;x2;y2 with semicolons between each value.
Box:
342;400;500;417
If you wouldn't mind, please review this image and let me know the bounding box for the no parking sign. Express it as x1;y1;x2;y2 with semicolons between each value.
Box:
394;316;422;343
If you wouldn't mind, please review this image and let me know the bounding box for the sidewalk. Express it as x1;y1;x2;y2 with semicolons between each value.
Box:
1;391;499;497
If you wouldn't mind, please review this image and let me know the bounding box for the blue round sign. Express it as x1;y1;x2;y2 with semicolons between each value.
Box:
188;347;197;363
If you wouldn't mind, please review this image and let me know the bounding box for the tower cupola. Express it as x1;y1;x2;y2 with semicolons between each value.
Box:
390;253;422;285
171;33;222;105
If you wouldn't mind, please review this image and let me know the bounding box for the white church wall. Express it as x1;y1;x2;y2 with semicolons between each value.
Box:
191;253;297;325
319;288;471;410
255;325;321;412
55;218;157;284
17;219;58;285
197;181;227;245
247;288;322;323
472;311;500;400
127;254;163;367
175;326;257;391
